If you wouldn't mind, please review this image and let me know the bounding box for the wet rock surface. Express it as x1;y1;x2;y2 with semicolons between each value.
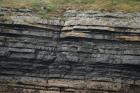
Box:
0;8;140;93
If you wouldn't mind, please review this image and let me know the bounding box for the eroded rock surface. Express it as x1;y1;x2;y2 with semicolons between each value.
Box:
0;8;140;93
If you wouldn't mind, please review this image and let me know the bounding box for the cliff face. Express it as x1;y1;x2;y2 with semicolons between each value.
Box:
0;8;140;93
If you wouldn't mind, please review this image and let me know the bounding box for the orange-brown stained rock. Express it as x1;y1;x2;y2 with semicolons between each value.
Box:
115;35;140;41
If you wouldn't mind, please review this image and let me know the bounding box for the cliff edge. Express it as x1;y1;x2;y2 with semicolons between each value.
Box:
0;8;140;93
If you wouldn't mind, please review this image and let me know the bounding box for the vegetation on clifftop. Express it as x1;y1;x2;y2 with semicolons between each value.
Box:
0;0;140;17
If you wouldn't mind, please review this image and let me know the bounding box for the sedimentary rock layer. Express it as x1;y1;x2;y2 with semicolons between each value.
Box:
0;8;140;93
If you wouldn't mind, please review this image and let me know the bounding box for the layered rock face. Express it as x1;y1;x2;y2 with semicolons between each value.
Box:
0;8;140;93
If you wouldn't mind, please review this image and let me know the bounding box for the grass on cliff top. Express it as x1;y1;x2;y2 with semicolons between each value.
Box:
0;0;140;18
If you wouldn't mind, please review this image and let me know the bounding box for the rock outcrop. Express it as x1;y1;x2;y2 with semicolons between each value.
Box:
0;8;140;93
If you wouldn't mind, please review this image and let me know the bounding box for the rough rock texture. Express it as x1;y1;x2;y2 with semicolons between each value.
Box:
0;8;140;93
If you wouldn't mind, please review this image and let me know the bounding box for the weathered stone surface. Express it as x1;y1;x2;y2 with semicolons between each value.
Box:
0;8;140;93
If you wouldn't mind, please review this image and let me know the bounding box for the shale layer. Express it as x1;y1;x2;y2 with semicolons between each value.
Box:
0;8;140;93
